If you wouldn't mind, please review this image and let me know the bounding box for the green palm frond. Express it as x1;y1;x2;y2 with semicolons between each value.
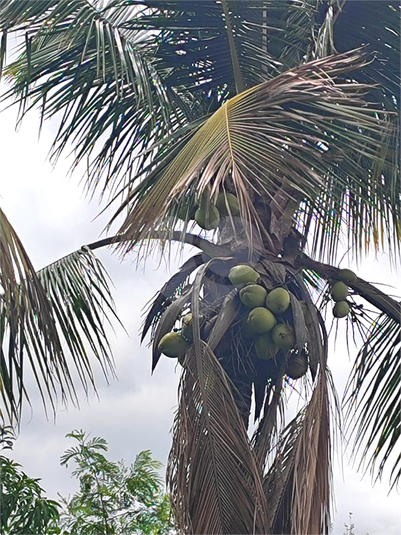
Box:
122;0;319;97
0;0;190;197
317;1;400;110
0;207;62;423
345;312;401;489
37;246;119;388
0;208;119;425
113;49;399;262
0;0;320;198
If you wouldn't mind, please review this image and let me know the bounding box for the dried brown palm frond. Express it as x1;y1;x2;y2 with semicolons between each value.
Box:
263;410;304;534
291;364;332;535
167;342;269;535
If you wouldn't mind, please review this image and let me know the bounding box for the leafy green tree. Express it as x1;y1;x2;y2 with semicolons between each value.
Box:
0;455;60;534
58;430;173;535
0;1;400;533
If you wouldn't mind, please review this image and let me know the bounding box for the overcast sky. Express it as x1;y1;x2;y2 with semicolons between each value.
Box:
1;80;400;535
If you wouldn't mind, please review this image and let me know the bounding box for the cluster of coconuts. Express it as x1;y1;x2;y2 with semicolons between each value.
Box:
228;265;297;361
177;191;239;230
330;269;356;319
157;313;194;358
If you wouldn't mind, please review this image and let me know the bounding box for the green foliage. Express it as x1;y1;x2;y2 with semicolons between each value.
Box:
0;455;61;535
58;430;174;535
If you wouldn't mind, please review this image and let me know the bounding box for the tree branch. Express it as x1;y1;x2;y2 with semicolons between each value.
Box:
295;255;401;324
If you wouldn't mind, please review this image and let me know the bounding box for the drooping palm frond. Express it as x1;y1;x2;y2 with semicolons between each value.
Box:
167;343;270;535
36;246;119;388
262;366;333;535
0;208;119;425
112;49;399;263
344;313;401;490
0;207;63;423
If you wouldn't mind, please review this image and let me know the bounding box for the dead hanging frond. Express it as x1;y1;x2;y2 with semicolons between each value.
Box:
264;410;304;534
291;364;332;535
167;343;269;535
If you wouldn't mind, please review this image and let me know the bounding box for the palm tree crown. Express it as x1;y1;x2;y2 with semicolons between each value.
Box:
0;1;400;533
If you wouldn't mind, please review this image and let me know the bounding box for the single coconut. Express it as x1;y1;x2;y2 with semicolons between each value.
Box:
177;201;196;221
228;265;259;287
158;331;189;358
216;192;240;216
255;333;279;360
286;352;308;379
181;313;194;340
333;301;350;318
330;281;348;302
265;287;291;315
337;268;357;284
239;284;267;309
271;324;296;350
195;205;220;230
247;307;277;334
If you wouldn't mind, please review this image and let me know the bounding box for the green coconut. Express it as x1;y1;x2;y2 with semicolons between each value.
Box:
158;332;189;358
331;281;348;302
337;268;357;284
177;201;196;221
228;265;259;287
265;287;291;315
181;313;194;340
195;205;220;230
333;301;350;318
247;307;277;334
216;192;240;216
286;352;308;379
271;324;296;351
255;333;279;360
239;284;267;309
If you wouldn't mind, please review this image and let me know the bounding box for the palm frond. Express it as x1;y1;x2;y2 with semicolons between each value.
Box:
114;1;319;101
167;342;269;534
0;207;62;422
292;365;332;535
37;246;119;388
0;208;119;424
344;312;401;490
0;0;322;200
316;1;400;110
0;0;190;198
263;411;303;533
113;49;399;262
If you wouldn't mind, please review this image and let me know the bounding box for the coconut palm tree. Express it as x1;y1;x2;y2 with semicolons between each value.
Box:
0;1;400;533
